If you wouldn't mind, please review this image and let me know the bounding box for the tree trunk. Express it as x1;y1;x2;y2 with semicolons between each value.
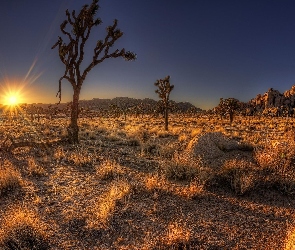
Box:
229;112;234;124
68;88;80;144
164;107;168;131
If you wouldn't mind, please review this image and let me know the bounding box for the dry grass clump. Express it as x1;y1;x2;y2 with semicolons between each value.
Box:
80;129;96;140
67;146;95;168
87;180;131;228
285;220;295;250
126;136;141;146
0;207;49;249
162;161;197;181
145;174;168;192
0;160;22;197
255;136;295;194
218;159;257;195
190;127;203;138
27;157;46;177
132;129;150;143
96;159;124;181
161;152;202;181
160;221;191;248
53;146;66;162
141;141;161;156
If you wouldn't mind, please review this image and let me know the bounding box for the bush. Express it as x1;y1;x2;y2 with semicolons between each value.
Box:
161;152;202;181
163;161;197;181
255;140;295;195
218;159;257;195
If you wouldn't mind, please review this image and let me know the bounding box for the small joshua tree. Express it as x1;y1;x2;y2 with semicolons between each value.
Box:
52;0;136;144
216;97;240;124
154;75;174;131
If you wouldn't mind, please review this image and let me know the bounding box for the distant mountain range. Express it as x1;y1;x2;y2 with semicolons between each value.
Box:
26;97;203;113
25;85;295;116
79;97;203;113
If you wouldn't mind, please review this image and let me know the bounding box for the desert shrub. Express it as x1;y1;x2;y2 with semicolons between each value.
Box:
255;139;295;194
88;180;130;227
126;137;141;146
133;129;149;143
160;221;191;248
53;146;66;162
0;207;49;249
27;157;46;177
96;160;124;181
161;152;202;181
141;142;160;156
67;146;95;167
254;142;291;172
218;159;257;195
159;142;180;159
162;161;198;181
0;161;22;197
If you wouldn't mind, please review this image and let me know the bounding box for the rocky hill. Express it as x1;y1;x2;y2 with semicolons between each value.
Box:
248;85;295;115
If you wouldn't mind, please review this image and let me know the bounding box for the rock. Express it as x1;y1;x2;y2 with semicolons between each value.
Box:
248;85;295;115
187;132;253;169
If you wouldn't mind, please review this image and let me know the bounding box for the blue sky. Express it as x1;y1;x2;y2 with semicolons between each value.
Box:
1;0;295;109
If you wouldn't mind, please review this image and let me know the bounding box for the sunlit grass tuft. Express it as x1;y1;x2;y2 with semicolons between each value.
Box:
0;160;22;197
0;206;49;249
88;180;131;228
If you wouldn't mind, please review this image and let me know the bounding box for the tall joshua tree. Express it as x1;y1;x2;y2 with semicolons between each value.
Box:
52;0;136;143
154;75;174;131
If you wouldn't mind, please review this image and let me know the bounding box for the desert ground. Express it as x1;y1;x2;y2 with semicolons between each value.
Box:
0;113;295;249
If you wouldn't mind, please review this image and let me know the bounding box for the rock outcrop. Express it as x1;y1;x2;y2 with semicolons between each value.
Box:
248;85;295;115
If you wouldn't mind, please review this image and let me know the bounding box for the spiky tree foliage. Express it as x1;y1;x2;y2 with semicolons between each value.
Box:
217;97;240;124
154;75;174;131
52;0;136;144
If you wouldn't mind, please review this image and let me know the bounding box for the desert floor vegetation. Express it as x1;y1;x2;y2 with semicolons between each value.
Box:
0;114;295;249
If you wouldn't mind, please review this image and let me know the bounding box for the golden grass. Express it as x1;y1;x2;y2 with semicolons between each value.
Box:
1;114;295;248
0;206;49;249
96;159;124;181
161;221;191;247
0;160;22;197
87;180;131;228
27;156;46;176
285;225;295;250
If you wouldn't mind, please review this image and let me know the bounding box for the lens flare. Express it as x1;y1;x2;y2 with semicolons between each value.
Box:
6;95;19;106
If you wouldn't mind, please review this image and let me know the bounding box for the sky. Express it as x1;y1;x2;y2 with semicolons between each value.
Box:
1;0;295;109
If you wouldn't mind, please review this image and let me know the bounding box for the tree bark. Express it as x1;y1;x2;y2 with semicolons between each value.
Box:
164;107;168;131
229;112;234;124
68;88;80;144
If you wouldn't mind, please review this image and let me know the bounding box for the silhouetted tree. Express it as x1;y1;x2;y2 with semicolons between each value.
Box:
216;97;240;124
154;75;174;131
52;0;136;143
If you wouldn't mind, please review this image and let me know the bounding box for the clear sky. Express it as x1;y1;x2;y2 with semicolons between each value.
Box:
1;0;295;109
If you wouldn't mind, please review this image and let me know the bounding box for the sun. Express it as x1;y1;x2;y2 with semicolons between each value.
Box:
8;96;18;105
4;93;20;106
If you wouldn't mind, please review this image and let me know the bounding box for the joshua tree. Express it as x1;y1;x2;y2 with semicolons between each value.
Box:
52;0;136;143
216;97;240;124
154;75;174;131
